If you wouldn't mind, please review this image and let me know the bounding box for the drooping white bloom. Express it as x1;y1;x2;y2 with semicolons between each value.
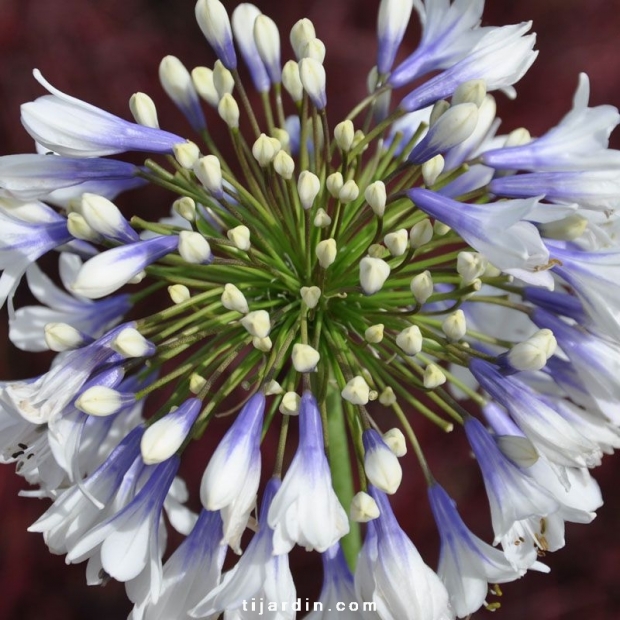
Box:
355;486;452;620
199;392;265;552
268;392;349;554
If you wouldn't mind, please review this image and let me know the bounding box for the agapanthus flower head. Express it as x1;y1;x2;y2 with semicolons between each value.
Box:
1;0;619;617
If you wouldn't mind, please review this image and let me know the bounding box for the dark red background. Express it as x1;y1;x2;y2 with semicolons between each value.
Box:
1;1;620;618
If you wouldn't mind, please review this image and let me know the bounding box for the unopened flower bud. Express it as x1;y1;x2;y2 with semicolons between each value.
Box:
282;60;303;102
44;322;84;351
168;284;191;304
365;181;386;217
159;55;204;131
434;220;451;236
360;257;390;295
292;343;320;372
334;120;355;152
173;196;197;221
507;329;557;371
313;208;332;227
384;229;408;256
195;0;237;70
252;133;279;167
290;18;316;59
265;380;283;396
194;155;223;197
213;60;235;98
452;79;487;107
189;373;207;394
339;179;360;204
81;193;136;243
298;170;321;209
363;428;402;494
129;92;159;128
75;386;128;417
218;93;240;128
379;386;397;406
191;66;220;107
423;363;446;389
410;270;434;304
409;219;433;248
112;327;155;358
539;214;588;241
368;244;387;259
350;491;380;523
273;150;295;179
241;310;271;338
221;283;249;314
429;99;450;126
383;428;407;457
497;435;539;468
253;336;273;352
457;252;488;284
172;140;200;170
280;391;301;415
141;398;201;464
67;212;100;242
365;324;384;344
178;231;212;264
421;155;444;187
300;285;321;309
316;238;337;268
299;58;326;109
326;172;344;198
254;14;281;82
504;127;531;148
341;375;370;405
301;38;326;63
227;225;251;250
442;309;467;341
396;325;422;355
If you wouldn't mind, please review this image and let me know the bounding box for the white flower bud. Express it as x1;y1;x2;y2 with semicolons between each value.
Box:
178;231;212;264
442;309;467;341
429;99;450;126
396;325;422;356
383;428;407;457
253;336;272;352
507;329;557;371
112;327;153;358
313;208;332;228
213;60;235;98
384;229;408;257
218;93;240;128
409;219;434;248
410;270;433;304
316;238;337;268
195;0;235;69
75;386;124;417
298;170;321;210
338;179;360;204
80;193;131;240
254;14;281;81
497;435;539;468
292;343;320;373
265;380;283;396
341;375;370;405
189;373;207;394
334;120;355;152
351;129;367;151
350;491;380;523
299;58;326;109
44;322;84;352
227;225;251;250
290;18;316;59
221;283;249;314
173;196;197;221
365;324;384;344
364;432;402;494
252;133;279;167
272;128;290;151
539;214;589;241
504;127;531;148
421;154;444;187
191;66;220;107
365;181;386;217
359;257;390;295
457;252;488;284
273;150;295;179
159;55;198;112
282;60;304;102
129;271;147;285
434;220;451;236
280;391;301;415
67;212;100;241
379;386;397;406
194;155;223;197
168;284;191;304
301;38;326;63
173;140;200;169
368;244;386;258
452;79;487;107
423;363;446;389
241;310;271;338
300;285;321;309
129;92;159;128
326;172;344;198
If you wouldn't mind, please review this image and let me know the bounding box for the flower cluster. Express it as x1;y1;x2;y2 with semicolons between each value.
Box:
1;0;619;618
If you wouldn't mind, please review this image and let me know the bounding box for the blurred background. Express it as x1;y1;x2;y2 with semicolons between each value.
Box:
1;0;620;618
